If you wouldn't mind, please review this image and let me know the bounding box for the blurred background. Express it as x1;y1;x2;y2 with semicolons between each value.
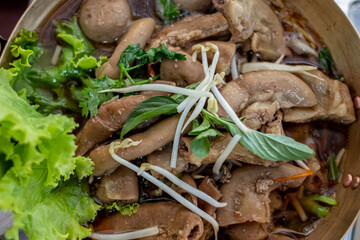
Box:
0;0;28;39
0;0;360;39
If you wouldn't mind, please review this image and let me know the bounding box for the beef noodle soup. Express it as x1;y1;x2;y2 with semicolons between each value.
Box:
0;0;358;240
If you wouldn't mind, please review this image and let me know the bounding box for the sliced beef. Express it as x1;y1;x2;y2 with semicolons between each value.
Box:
225;222;269;240
283;70;356;124
147;13;229;49
216;164;307;226
213;0;290;60
90;115;185;176
92;202;204;240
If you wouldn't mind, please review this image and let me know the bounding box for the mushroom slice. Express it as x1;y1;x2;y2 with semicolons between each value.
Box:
147;13;229;49
237;70;318;108
95;166;139;204
216;164;307;226
92;202;204;240
179;133;278;167
90;114;188;176
283;70;356;124
213;0;290;60
75;81;174;156
225;222;269;240
97;18;156;79
160;49;205;86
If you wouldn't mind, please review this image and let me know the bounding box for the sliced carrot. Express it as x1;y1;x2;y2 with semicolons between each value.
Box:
275;169;314;182
149;66;156;77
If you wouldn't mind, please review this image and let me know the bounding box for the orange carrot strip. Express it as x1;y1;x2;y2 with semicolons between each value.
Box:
275;169;313;182
149;66;156;77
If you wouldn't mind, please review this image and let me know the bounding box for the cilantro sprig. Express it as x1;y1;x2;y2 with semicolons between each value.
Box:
160;0;181;24
79;76;124;117
118;43;186;85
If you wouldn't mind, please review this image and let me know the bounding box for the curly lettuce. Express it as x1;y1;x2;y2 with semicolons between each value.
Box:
10;18;107;115
0;68;100;240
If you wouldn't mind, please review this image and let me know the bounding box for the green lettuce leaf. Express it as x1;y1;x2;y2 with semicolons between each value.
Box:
0;68;99;240
10;19;107;115
1;169;99;240
104;202;140;216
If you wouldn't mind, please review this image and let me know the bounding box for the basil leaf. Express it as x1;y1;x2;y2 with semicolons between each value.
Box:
328;154;339;181
189;118;211;135
239;130;315;161
120;96;178;139
202;109;315;161
194;128;224;139
190;128;223;158
190;137;210;158
191;118;200;130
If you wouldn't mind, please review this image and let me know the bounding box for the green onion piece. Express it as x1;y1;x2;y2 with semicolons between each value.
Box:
328;153;339;181
300;195;338;217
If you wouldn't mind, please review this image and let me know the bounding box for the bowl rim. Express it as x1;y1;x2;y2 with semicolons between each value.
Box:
0;0;359;239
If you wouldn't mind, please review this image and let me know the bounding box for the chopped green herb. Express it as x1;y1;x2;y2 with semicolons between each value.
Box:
160;0;180;24
319;48;333;73
118;43;186;84
328;153;339;181
319;48;342;80
79;76;124;117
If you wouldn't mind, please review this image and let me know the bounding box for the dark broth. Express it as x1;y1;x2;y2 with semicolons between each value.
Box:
27;0;352;238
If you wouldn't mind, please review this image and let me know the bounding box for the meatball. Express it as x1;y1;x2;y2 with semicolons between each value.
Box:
79;0;132;43
173;0;212;12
